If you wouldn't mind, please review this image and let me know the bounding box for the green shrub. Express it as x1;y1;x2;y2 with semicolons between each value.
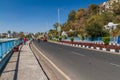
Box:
70;37;74;42
59;36;62;41
63;35;67;39
102;37;110;45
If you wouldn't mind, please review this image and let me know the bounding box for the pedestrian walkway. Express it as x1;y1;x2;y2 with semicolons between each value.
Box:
0;42;48;80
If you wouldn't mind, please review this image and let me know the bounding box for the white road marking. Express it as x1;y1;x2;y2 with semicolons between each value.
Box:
32;43;71;80
110;63;120;68
71;51;86;57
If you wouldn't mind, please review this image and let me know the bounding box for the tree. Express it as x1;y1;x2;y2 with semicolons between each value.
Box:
12;31;18;38
26;34;32;39
7;30;11;38
7;30;11;34
87;4;99;15
87;15;104;25
101;12;114;25
75;8;86;20
68;10;76;22
111;25;120;37
86;22;102;37
48;29;58;38
18;32;25;38
85;21;109;39
113;2;120;15
115;15;120;23
53;22;61;30
85;15;109;39
61;22;73;31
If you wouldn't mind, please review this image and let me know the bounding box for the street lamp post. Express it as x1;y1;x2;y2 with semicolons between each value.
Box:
57;8;61;39
58;8;60;24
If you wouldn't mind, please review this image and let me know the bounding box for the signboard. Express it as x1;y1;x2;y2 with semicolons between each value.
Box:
117;36;120;44
57;26;61;32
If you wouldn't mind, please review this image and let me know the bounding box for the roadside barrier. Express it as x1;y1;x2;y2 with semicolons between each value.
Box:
0;39;22;58
0;38;22;74
60;41;120;53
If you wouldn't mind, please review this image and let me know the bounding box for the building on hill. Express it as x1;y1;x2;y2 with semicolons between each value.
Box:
99;0;120;14
104;22;118;32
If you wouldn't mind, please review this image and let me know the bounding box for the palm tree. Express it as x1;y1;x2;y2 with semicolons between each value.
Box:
7;30;11;38
18;32;25;38
53;22;61;30
7;30;11;34
13;31;18;38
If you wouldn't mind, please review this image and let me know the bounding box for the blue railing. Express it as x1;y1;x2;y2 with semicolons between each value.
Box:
0;39;22;59
63;37;118;43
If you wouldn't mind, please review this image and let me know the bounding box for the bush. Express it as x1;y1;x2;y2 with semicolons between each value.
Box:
102;37;110;45
63;35;67;39
78;34;84;41
70;37;74;42
59;36;62;41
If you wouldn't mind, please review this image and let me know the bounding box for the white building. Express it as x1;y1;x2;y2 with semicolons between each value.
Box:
99;0;120;13
104;22;118;32
8;33;13;37
62;31;67;36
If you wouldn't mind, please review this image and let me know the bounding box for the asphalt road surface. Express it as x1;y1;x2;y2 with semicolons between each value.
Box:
33;40;120;80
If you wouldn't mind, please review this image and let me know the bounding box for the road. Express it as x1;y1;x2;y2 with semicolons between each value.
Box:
33;41;120;80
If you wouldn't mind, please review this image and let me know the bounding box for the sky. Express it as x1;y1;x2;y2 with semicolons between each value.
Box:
0;0;107;33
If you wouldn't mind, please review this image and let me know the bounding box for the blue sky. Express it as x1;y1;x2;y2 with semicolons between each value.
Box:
0;0;107;33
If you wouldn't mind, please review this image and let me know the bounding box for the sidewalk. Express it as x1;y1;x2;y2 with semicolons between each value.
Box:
0;42;48;80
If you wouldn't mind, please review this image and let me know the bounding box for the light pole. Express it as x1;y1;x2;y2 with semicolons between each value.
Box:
57;8;61;39
58;8;60;24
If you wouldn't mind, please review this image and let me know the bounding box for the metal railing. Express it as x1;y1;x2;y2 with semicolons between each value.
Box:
62;37;118;43
0;38;22;59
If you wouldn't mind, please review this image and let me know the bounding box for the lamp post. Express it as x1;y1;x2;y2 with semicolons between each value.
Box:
57;8;61;38
58;8;60;24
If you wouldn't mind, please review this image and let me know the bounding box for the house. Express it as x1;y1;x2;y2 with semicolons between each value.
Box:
104;22;118;32
1;33;8;38
99;0;120;13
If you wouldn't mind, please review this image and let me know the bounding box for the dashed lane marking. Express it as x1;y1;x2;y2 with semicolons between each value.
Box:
110;63;120;68
71;51;86;57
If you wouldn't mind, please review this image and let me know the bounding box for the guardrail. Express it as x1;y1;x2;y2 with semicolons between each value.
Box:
62;37;118;43
0;38;22;59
